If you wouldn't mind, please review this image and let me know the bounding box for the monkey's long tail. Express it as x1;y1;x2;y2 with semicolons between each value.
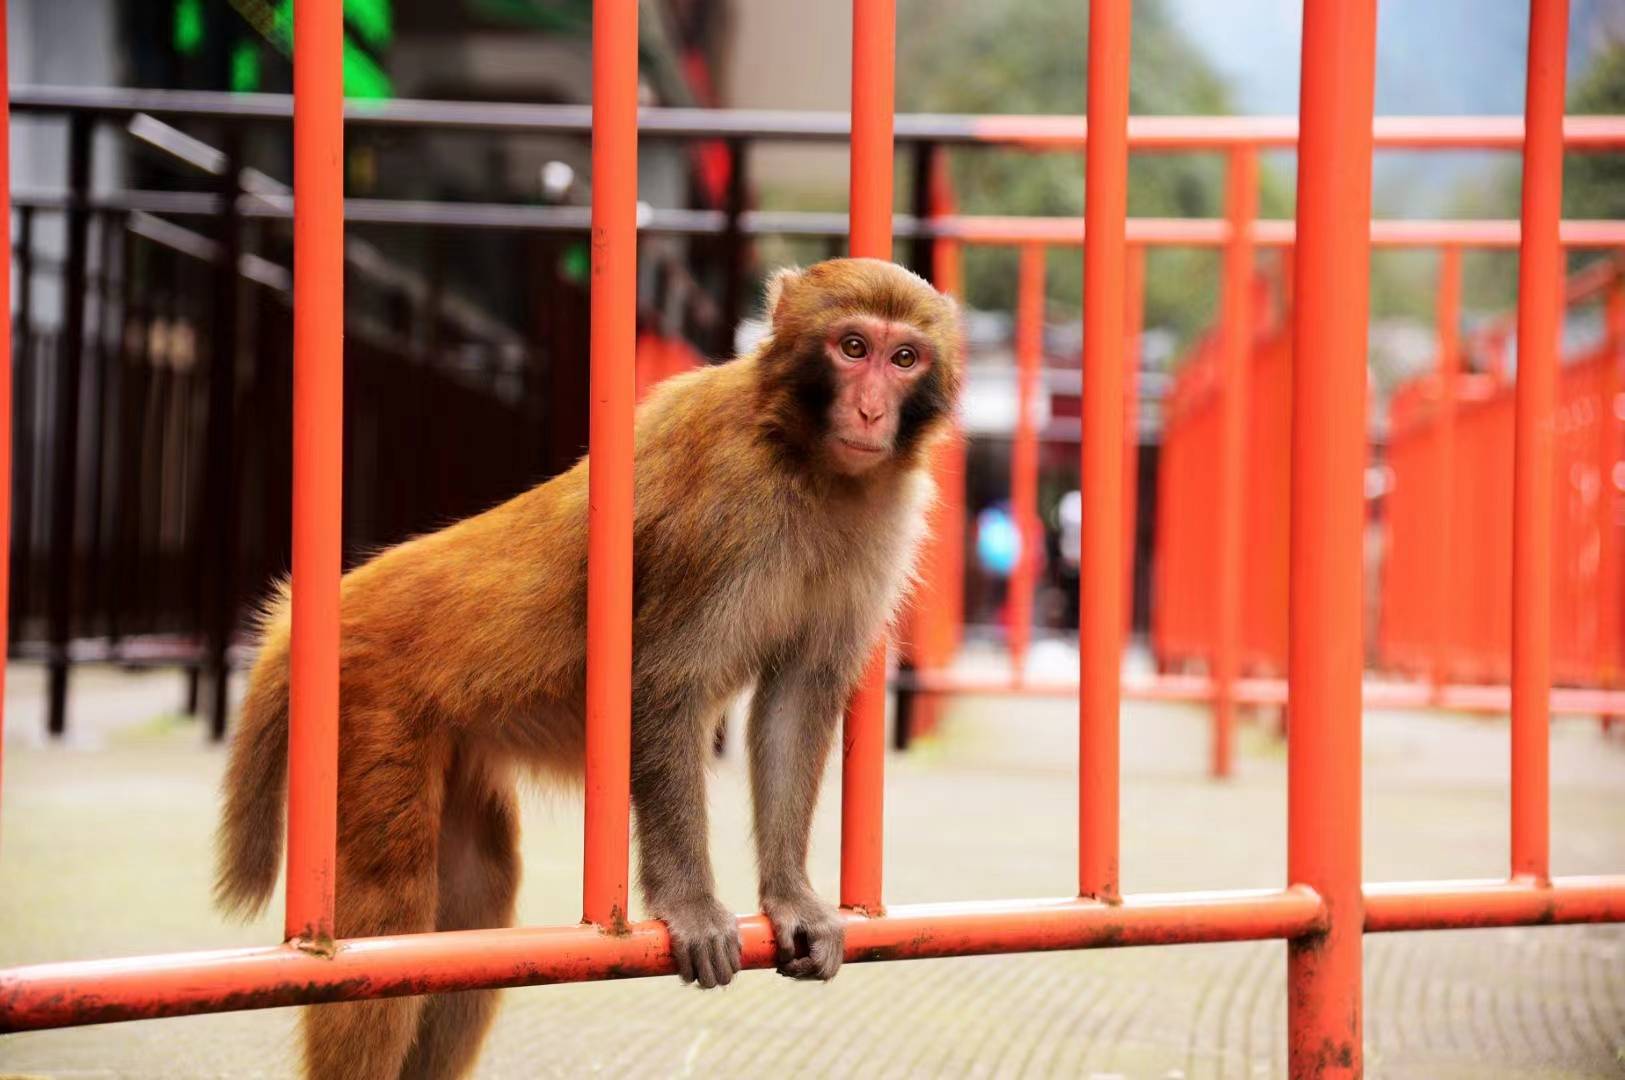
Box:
213;619;292;920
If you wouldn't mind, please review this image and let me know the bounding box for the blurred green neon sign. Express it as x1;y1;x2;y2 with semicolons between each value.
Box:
204;0;395;98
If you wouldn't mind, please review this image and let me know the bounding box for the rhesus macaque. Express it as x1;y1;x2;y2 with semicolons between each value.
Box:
215;257;963;1080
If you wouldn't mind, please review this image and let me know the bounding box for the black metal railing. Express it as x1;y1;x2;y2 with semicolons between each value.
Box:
4;85;1023;740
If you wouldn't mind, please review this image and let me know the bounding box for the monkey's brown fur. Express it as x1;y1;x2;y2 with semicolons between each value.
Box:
216;258;962;1079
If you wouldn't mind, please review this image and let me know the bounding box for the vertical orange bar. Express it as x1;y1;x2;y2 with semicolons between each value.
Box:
1287;1;1374;1074
582;0;639;929
285;0;344;945
0;0;11;822
841;0;895;914
902;161;966;741
1079;0;1131;904
1511;0;1568;886
1122;243;1146;639
1598;281;1624;696
1214;147;1257;781
930;161;967;668
848;0;895;262
928;432;967;666
1432;246;1463;694
1009;243;1044;682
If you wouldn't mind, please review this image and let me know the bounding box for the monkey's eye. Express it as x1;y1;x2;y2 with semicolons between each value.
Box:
839;334;868;359
892;346;919;369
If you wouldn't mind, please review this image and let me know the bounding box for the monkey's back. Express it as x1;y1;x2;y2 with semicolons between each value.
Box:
248;354;930;769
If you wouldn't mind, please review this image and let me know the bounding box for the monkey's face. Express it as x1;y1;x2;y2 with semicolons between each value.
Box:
821;315;939;475
758;258;963;476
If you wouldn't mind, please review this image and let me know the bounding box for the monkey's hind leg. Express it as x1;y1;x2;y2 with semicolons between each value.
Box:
398;751;522;1080
301;713;447;1080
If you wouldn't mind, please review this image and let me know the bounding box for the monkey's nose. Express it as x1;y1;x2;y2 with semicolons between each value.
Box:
858;404;884;426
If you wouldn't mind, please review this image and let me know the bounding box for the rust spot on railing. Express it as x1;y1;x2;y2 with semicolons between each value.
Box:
292;932;337;959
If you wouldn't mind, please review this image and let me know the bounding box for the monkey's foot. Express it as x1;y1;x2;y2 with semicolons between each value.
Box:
762;889;845;982
658;896;742;989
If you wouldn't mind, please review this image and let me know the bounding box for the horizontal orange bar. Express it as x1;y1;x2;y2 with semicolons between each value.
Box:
0;889;1324;1032
900;671;1625;716
6;877;1624;1032
931;216;1625;249
969;113;1625;151
1365;876;1625;932
845;886;1324;958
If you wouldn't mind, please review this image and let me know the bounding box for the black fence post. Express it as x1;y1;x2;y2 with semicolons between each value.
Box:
46;114;94;738
197;131;245;740
82;211;119;644
892;673;916;751
106;211;140;648
907;141;938;280
10;207;35;649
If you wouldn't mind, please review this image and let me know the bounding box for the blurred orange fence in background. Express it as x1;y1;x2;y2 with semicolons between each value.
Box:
1151;256;1624;704
1153;273;1291;679
1381;260;1624;689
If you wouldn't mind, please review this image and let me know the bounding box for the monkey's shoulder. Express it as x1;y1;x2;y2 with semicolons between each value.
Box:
635;357;754;431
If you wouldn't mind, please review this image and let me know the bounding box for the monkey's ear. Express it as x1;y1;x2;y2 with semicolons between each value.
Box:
763;266;804;325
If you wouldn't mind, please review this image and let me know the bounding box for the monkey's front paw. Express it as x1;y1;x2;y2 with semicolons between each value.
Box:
761;890;846;982
659;896;742;989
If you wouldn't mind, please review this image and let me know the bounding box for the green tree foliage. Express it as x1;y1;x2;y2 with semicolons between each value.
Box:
1564;40;1625;220
896;0;1285;343
1453;39;1625;315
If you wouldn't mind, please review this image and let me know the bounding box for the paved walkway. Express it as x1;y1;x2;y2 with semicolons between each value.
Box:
1;653;1623;1079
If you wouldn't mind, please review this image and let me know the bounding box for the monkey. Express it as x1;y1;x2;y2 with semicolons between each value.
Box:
214;257;963;1080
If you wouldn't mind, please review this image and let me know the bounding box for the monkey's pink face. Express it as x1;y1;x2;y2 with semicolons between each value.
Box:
822;315;937;475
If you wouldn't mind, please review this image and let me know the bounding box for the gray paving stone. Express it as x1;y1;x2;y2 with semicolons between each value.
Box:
1;660;1622;1078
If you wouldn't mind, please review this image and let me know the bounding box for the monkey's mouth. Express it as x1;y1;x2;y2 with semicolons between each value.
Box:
835;437;887;455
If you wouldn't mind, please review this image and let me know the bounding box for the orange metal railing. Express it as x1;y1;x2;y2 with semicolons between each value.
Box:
1007;244;1044;679
582;0;638;935
1153;273;1289;686
839;0;896;916
1;5;1623;1078
1380;260;1625;689
1286;2;1379;1060
1511;0;1571;886
1148;246;1624;775
1077;0;1131;906
283;0;344;951
905;258;1624;773
900;15;1625;788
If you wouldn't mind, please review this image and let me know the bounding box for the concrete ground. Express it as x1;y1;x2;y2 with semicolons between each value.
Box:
1;646;1623;1079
